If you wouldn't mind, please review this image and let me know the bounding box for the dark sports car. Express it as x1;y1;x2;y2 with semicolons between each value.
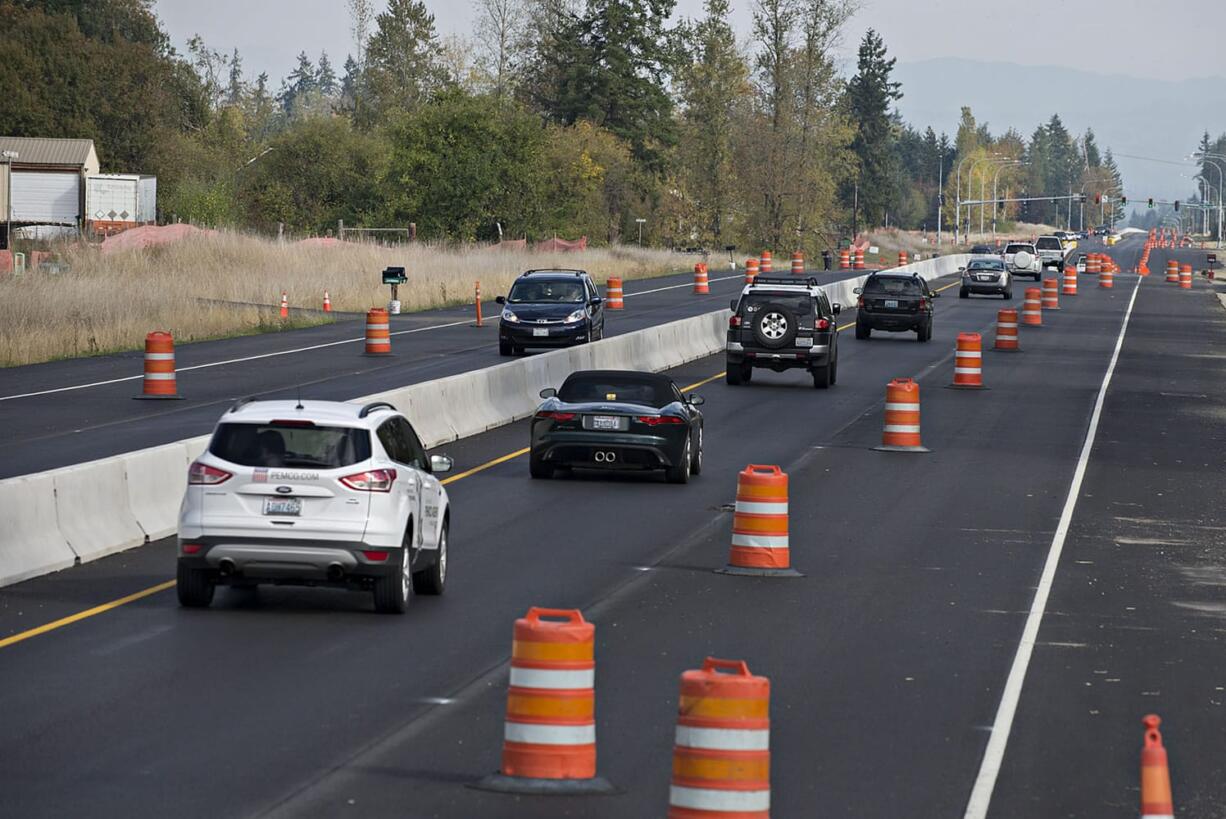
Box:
529;370;704;483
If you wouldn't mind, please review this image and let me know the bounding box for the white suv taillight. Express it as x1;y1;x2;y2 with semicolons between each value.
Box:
188;461;232;485
339;468;397;492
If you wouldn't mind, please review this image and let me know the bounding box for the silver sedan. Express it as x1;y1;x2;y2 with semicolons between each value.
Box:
959;258;1013;299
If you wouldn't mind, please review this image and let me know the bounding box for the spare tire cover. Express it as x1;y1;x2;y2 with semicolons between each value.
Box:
1013;250;1033;268
752;304;798;349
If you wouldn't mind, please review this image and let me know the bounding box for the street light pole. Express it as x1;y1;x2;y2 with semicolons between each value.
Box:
1196;153;1226;248
965;154;1004;242
991;161;1022;240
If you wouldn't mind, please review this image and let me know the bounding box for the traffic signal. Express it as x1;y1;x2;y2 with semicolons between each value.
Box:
1121;196;1127;206
1148;197;1154;209
1080;193;1088;204
1174;200;1180;212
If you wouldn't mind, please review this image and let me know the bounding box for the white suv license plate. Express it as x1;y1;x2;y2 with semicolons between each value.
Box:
884;299;899;308
533;328;549;337
263;497;302;516
591;415;620;430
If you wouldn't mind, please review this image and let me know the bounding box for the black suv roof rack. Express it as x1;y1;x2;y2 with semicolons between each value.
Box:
228;396;260;413
750;275;820;288
358;401;397;418
521;268;586;277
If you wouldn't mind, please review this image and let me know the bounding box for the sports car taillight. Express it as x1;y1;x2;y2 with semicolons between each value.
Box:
188;462;232;485
536;411;577;422
814;318;831;330
340;468;397;492
636;415;685;426
729;316;742;328
856;296;865;308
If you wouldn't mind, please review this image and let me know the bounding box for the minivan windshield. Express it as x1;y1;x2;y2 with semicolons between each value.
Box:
508;279;586;304
210;422;371;468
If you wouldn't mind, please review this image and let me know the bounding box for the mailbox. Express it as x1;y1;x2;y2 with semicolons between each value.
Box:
382;266;407;285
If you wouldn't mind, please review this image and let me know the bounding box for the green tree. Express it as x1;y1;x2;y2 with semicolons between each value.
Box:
846;29;901;227
675;0;749;243
316;51;338;98
361;0;444;123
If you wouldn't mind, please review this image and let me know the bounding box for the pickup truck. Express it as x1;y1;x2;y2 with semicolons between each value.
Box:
1003;243;1041;280
1034;235;1066;273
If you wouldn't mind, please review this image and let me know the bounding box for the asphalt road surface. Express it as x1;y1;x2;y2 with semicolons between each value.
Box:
3;234;1223;817
0;264;864;478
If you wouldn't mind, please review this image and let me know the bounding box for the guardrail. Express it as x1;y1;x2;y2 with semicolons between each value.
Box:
0;255;967;588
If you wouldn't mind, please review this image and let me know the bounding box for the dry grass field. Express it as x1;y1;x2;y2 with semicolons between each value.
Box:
0;233;690;367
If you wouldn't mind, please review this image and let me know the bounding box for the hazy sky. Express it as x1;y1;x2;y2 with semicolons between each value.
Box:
155;0;1226;87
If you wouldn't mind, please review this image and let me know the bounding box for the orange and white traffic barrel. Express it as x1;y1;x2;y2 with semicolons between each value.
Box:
1179;264;1192;289
364;307;391;355
993;308;1020;351
875;378;928;452
693;263;710;294
1062;264;1078;296
1140;714;1174;819
1165;260;1179;283
744;258;759;285
838;249;850;269
1042;277;1060;310
790;251;804;275
1087;254;1101;275
668;657;770;819
720;465;800;577
854;248;865;270
477;608;614;794
280;290;289;319
760;250;772;273
1099;266;1114;289
951;332;984;389
606;277;624;309
135;331;181;400
1022;288;1043;326
898;250;909;267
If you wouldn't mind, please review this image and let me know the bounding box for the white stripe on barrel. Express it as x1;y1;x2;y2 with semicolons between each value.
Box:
508;667;595;690
675;725;770;751
670;786;771;812
734;500;788;515
504;722;596;745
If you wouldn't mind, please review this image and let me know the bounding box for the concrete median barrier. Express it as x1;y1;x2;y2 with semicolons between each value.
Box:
54;458;146;564
0;473;77;587
124;442;192;542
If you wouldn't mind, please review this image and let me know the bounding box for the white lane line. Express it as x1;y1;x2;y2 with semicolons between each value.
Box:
0;319;473;402
962;274;1143;819
625;273;742;297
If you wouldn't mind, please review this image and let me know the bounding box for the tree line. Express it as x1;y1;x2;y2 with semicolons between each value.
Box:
1;0;1133;250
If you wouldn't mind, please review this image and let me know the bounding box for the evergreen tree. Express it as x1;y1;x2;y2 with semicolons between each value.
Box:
279;51;317;114
362;0;444;121
676;0;749;242
317;51;338;97
225;49;245;106
341;55;361;112
847;29;901;227
1083;128;1101;168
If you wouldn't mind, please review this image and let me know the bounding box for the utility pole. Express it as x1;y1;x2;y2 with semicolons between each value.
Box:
937;158;943;248
1;150;17;252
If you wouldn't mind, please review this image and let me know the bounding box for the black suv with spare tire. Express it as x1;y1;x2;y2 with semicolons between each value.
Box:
725;276;841;388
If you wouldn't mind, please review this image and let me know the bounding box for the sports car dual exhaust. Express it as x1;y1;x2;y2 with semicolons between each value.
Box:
593;451;618;463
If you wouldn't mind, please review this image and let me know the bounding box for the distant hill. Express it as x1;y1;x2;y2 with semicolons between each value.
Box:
893;58;1226;203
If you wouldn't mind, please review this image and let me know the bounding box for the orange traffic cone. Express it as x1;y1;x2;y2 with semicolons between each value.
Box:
476;608;615;795
280;291;289;318
719;465;801;576
323;290;332;312
1140;714;1174;819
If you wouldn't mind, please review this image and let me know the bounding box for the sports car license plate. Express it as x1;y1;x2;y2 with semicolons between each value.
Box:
884;299;899;308
263;497;301;516
590;415;620;430
533;328;549;337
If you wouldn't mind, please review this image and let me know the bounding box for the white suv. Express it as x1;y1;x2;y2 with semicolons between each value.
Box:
177;398;452;614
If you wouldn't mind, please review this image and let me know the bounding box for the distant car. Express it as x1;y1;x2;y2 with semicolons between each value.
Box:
1004;242;1041;280
969;244;995;255
496;269;606;356
1035;235;1066;272
1104;232;1120;246
960;257;1012;299
725;275;841;388
177;399;453;614
854;272;939;342
1054;231;1078;251
529;370;704;483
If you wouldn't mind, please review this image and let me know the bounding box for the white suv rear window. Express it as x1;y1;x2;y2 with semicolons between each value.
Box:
209;422;372;468
1036;238;1061;250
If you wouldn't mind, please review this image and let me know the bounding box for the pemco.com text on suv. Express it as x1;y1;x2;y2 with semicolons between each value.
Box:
177;398;453;614
725;276;840;388
496;269;606;356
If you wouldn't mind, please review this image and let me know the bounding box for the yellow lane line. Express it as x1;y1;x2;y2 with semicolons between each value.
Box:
0;580;177;650
441;447;531;485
